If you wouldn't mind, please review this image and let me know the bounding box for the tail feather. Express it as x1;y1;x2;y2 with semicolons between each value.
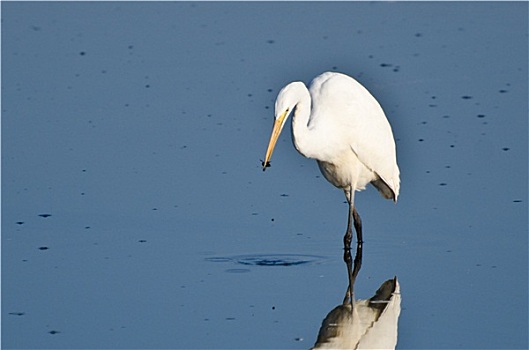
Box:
371;176;398;202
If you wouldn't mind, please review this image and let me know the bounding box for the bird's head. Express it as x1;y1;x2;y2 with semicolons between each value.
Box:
262;82;304;171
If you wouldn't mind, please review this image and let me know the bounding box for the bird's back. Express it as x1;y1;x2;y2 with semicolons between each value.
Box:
308;72;400;200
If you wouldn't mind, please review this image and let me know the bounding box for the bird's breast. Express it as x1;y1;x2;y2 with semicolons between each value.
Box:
317;152;376;191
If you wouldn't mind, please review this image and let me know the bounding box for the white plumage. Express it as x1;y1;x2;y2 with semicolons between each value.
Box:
263;72;400;244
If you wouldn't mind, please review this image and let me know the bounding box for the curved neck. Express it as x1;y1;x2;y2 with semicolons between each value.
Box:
290;84;317;159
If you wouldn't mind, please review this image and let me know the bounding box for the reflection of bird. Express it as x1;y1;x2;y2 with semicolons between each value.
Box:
262;72;400;245
312;277;401;349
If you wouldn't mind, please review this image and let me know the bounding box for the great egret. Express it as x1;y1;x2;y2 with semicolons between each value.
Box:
262;72;400;246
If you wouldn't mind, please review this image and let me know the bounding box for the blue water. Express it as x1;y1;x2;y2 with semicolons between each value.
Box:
2;2;527;349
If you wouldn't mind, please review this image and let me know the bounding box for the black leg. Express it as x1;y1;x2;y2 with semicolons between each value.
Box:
343;200;354;249
353;207;363;244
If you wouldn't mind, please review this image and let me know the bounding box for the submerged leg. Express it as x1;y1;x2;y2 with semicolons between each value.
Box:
343;247;353;305
343;242;364;307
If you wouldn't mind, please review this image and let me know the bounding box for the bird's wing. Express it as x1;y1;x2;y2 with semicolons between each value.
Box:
309;72;400;199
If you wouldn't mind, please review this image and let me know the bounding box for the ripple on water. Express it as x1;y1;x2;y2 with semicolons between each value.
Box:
206;254;326;267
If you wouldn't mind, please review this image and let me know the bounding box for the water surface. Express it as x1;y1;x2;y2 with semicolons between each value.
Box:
2;2;527;349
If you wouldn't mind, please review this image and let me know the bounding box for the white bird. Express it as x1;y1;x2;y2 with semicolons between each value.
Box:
262;72;400;245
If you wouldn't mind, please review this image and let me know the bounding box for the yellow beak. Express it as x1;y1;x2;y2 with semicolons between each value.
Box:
262;112;287;171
